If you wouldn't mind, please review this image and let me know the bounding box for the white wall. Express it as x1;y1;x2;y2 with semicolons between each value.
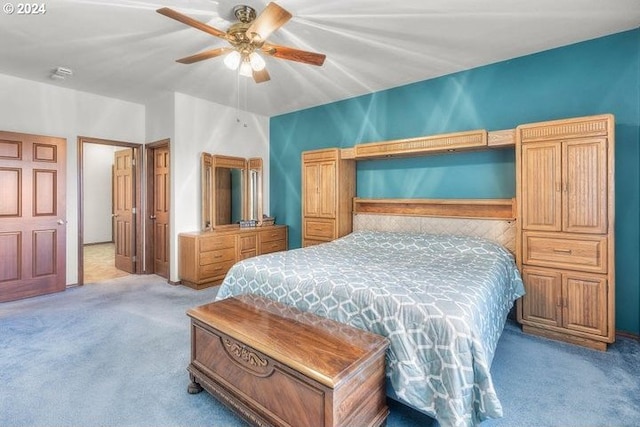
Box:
83;144;117;244
0;73;145;284
171;92;269;282
0;73;269;285
145;92;175;143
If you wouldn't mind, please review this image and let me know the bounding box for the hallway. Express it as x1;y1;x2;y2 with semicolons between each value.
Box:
83;243;129;283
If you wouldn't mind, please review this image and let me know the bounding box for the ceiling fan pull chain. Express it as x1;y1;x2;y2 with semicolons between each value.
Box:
236;69;241;124
235;69;248;128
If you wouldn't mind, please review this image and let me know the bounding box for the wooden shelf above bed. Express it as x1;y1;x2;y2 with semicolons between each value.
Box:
352;129;488;159
344;128;515;161
353;198;516;220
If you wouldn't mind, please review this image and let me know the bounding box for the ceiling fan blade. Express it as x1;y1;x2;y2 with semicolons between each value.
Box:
246;2;292;42
262;44;326;66
157;7;227;39
176;47;232;64
253;68;271;84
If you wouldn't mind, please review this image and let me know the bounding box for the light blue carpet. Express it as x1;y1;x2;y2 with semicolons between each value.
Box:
1;275;638;426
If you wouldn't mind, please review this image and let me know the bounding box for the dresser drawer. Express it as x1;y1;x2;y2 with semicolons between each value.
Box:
261;239;286;254
304;219;335;240
200;234;235;252
523;232;607;273
260;227;286;243
200;247;235;266
200;260;236;279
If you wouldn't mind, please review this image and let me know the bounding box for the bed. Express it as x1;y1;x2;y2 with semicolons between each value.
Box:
215;200;525;426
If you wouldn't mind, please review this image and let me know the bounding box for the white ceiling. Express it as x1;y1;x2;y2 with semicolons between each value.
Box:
1;0;639;117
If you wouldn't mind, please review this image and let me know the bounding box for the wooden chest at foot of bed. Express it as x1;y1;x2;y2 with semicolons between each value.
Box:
186;294;390;427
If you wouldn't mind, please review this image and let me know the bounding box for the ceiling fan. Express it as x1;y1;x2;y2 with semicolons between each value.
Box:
157;2;326;84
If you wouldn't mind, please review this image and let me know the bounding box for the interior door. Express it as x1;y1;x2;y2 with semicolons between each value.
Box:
0;131;66;302
113;148;135;273
152;146;169;278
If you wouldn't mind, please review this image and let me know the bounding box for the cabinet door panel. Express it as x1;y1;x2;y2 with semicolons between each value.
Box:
563;272;607;336
522;143;562;231
318;161;336;217
563;138;607;234
303;163;320;217
521;267;562;327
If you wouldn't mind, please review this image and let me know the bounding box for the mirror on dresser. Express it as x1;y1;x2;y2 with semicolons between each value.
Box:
182;154;287;290
201;153;263;230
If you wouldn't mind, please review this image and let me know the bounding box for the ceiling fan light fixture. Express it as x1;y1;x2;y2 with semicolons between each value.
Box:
158;2;324;84
224;50;242;70
249;52;266;71
239;59;253;77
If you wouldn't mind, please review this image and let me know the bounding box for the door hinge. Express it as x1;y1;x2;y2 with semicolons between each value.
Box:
132;256;137;262
132;207;136;214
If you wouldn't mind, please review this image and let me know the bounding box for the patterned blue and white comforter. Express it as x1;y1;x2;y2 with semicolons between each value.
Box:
216;231;525;426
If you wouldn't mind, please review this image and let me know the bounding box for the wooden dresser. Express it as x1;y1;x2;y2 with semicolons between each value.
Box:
187;294;389;427
179;225;288;289
301;148;355;247
516;114;615;350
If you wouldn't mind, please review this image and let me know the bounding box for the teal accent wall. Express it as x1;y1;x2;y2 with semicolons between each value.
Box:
270;29;640;334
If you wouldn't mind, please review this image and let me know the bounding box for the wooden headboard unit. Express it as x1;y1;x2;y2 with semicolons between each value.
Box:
352;198;518;255
353;198;516;220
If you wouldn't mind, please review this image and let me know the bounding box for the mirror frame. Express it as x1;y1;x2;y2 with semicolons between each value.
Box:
201;153;263;230
247;157;263;225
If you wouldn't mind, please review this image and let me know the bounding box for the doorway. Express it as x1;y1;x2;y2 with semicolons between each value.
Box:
145;139;170;279
78;137;143;285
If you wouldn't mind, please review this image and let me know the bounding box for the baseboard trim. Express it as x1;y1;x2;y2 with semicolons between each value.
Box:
617;330;640;341
83;241;114;246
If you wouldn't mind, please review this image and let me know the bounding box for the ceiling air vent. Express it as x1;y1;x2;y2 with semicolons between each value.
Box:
50;66;73;80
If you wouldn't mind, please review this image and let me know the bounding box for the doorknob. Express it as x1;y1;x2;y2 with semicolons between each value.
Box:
57;219;66;225
112;214;119;218
150;215;157;220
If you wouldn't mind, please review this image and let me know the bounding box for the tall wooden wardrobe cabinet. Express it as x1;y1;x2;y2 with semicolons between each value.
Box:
516;114;615;350
302;148;355;247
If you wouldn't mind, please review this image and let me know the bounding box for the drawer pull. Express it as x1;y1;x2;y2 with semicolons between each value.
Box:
553;248;572;254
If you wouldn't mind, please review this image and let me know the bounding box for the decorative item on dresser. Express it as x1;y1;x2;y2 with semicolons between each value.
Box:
516;114;615;351
301;148;355;247
179;225;287;290
187;294;389;427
